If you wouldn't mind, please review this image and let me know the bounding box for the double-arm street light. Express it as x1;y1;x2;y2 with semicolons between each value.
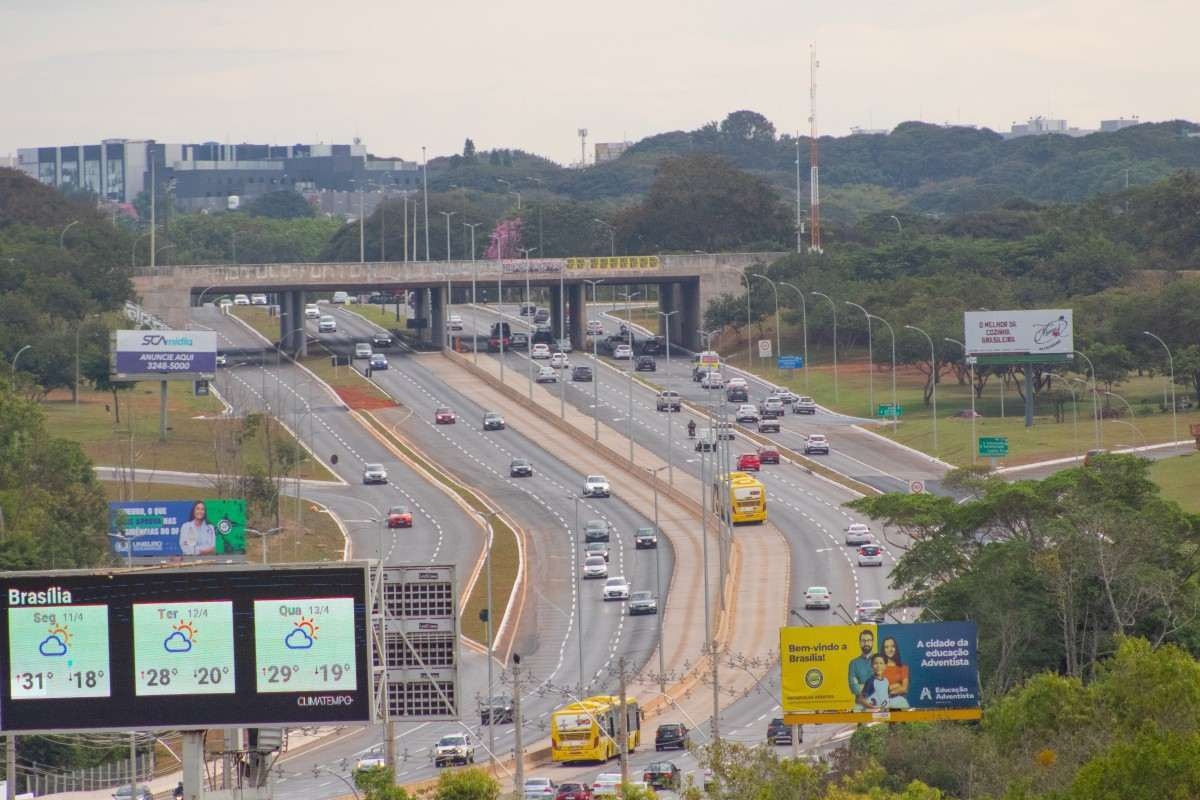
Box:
1105;390;1145;446
472;509;501;768
592;219;615;257
1072;350;1102;450
464;222;481;364
749;274;780;374
497;178;521;210
811;292;838;402
779;281;809;391
619;290;640;463
519;247;538;399
845;302;874;416
439;210;457;262
869;314;898;433
904;325;938;456
646;464;670;693
659;309;679;484
944;338;976;463
1143;331;1178;444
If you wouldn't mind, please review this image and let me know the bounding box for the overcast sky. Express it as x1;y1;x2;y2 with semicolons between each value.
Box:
3;0;1196;164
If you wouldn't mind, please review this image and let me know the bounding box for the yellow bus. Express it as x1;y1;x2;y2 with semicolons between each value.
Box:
550;695;641;763
713;471;767;525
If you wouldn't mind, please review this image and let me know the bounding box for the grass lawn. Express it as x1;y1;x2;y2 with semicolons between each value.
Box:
100;481;346;563
1149;454;1200;513
43;383;335;480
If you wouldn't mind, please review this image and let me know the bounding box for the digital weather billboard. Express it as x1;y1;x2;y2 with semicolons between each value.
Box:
0;564;373;732
780;621;980;722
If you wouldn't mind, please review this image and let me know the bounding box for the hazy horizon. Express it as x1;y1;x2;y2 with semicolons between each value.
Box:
4;0;1196;165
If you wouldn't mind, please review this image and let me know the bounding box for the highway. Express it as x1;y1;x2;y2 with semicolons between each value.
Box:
420;300;909;790
198;303;673;796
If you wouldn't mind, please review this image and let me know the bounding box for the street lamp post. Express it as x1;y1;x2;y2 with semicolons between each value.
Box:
870;314;898;433
779;282;809;391
845;301;874;416
945;338;976;463
584;279;605;442
1064;377;1085;460
619;290;641;463
750;274;780;376
246;526;284;564
131;232;150;267
659;310;679;484
1143;331;1178;444
570;495;585;697
905;325;938;455
519;247;538;399
1105;391;1144;445
1073;350;1102;450
811;292;838;403
439;211;457;262
472;510;499;768
646;464;669;693
592;219;615;257
742;273;753;368
11;344;31;375
465;222;481;365
60;219;79;249
497;178;521;210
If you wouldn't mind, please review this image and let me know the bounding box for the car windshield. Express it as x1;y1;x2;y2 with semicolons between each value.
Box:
862;546;880;555
585;556;605;566
605;577;625;586
389;506;407;515
586;520;605;529
512;458;529;465
587;475;605;482
525;779;551;787
485;413;500;419
366;463;383;471
637;527;654;536
807;587;829;594
437;408;451;414
631;591;652;601
438;735;466;746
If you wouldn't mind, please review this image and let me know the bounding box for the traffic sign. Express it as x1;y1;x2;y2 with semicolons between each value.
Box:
909;480;926;494
978;436;1009;457
877;404;903;418
758;339;773;358
778;355;804;369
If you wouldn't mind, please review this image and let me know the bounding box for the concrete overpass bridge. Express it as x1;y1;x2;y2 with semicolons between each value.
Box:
134;253;780;354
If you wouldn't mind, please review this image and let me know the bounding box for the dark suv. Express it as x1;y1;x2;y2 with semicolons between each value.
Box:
635;356;656;372
640;336;666;356
766;717;800;745
480;695;514;725
655;723;689;751
572;365;593;382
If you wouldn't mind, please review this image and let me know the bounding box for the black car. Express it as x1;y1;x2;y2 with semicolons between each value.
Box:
655;723;689;751
766;717;800;745
640;336;666;356
479;695;514;725
726;387;749;403
635;356;656;372
510;332;529;350
642;762;681;791
483;412;506;430
509;458;533;477
571;365;593;382
371;332;393;348
519;303;537;316
531;328;555;345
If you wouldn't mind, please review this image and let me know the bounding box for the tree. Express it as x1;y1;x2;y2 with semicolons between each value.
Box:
353;765;412;800
1084;342;1135;394
243;190;315;220
463;138;477;161
433;767;500;800
719;110;777;145
1175;344;1200;403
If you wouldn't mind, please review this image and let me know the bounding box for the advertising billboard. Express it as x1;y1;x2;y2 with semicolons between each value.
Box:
963;309;1073;356
780;622;980;721
112;329;217;380
109;500;246;559
0;563;372;732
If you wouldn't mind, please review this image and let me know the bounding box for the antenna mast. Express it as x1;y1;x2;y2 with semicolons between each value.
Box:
808;45;823;254
578;128;588;167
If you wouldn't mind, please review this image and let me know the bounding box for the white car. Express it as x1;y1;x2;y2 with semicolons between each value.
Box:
613;344;633;360
355;749;385;770
583;555;609;579
433;733;475;767
550;352;569;369
318;315;337;333
803;586;832;609
587;321;605;336
804;434;830;455
735;404;759;423
845;523;873;546
794;396;817;414
332;291;351;304
304;303;321;319
701;371;725;389
535;365;557;383
591;774;622;796
603;576;631;601
233;294;250;306
522;777;557;799
727;377;748;390
363;463;388;484
250;293;268;305
354;342;373;359
858;544;884;567
531;343;551;359
583;475;611;498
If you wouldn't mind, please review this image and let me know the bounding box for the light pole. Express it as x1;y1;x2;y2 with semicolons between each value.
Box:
439;210;457;262
945;337;976;463
845;301;874;416
812;292;838;403
779;281;809;391
1065;377;1085;460
1105;391;1144;445
619;290;640;463
889;215;903;234
519;247;538;399
570;495;585;697
131;232;150;266
60;219;79;248
246;526;283;564
11;344;31;374
1073;350;1102;450
155;243;176;265
1143;331;1178;444
905;325;938;455
472;509;499;768
870;314;898;433
592;219;615;257
497;178;521;210
421;146;430;260
465;222;481;364
750;274;780;376
584;279;605;442
659;310;679;484
646;464;669;693
742;273;752;368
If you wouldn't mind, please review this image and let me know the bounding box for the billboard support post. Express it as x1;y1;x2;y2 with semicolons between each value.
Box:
6;736;15;800
182;730;204;800
159;380;168;442
1025;367;1034;429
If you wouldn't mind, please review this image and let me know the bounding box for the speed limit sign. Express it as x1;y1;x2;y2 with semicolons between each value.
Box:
908;480;926;494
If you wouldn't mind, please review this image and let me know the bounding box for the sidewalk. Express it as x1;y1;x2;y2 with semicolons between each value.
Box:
424;350;790;726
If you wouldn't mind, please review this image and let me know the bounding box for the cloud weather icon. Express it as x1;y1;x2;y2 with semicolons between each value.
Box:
163;631;193;653
38;635;68;656
284;628;314;650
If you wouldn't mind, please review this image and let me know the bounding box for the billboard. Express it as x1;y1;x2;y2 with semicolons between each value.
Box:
0;563;373;732
963;309;1073;356
109;500;246;559
780;622;979;718
112;329;217;380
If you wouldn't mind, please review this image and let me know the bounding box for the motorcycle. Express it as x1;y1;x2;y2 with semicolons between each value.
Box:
687;422;697;439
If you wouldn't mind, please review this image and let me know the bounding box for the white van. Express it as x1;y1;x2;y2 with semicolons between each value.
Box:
332;291;350;305
354;343;373;360
304;303;320;319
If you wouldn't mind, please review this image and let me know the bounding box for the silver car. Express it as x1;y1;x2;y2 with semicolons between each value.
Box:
629;591;658;615
603;576;631;600
845;523;873;546
362;463;388;484
583;555;608;579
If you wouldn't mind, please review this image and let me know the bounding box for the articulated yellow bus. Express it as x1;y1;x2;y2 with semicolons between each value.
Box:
713;471;767;524
550;695;641;763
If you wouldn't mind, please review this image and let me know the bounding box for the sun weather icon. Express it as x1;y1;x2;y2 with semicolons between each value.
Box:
38;625;71;657
163;621;197;653
284;617;318;650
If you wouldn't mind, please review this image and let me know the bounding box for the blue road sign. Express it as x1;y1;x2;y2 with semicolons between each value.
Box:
778;356;804;369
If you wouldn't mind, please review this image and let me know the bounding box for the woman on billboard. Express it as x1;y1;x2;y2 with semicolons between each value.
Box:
881;636;910;709
179;501;217;556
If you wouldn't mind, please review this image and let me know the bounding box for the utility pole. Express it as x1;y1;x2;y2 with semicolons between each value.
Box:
616;656;630;786
422;146;430;261
511;656;524;794
7;735;16;800
149;147;157;270
808;45;823;254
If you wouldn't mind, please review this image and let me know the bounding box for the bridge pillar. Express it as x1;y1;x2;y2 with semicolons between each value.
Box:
278;291;308;358
567;283;585;349
430;287;446;348
680;279;702;352
550;284;564;341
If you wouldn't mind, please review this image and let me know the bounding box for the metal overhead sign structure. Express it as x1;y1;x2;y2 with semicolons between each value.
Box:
378;564;460;721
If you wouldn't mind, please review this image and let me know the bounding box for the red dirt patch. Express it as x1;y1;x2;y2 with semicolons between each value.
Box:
335;386;396;410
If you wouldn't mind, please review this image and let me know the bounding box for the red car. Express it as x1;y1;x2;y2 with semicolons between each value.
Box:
434;407;456;425
387;505;413;529
736;453;761;471
555;783;592;800
757;447;780;465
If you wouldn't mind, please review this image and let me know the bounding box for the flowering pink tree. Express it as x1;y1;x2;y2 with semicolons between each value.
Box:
485;218;523;260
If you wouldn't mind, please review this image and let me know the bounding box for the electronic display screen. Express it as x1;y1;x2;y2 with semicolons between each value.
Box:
0;565;371;732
